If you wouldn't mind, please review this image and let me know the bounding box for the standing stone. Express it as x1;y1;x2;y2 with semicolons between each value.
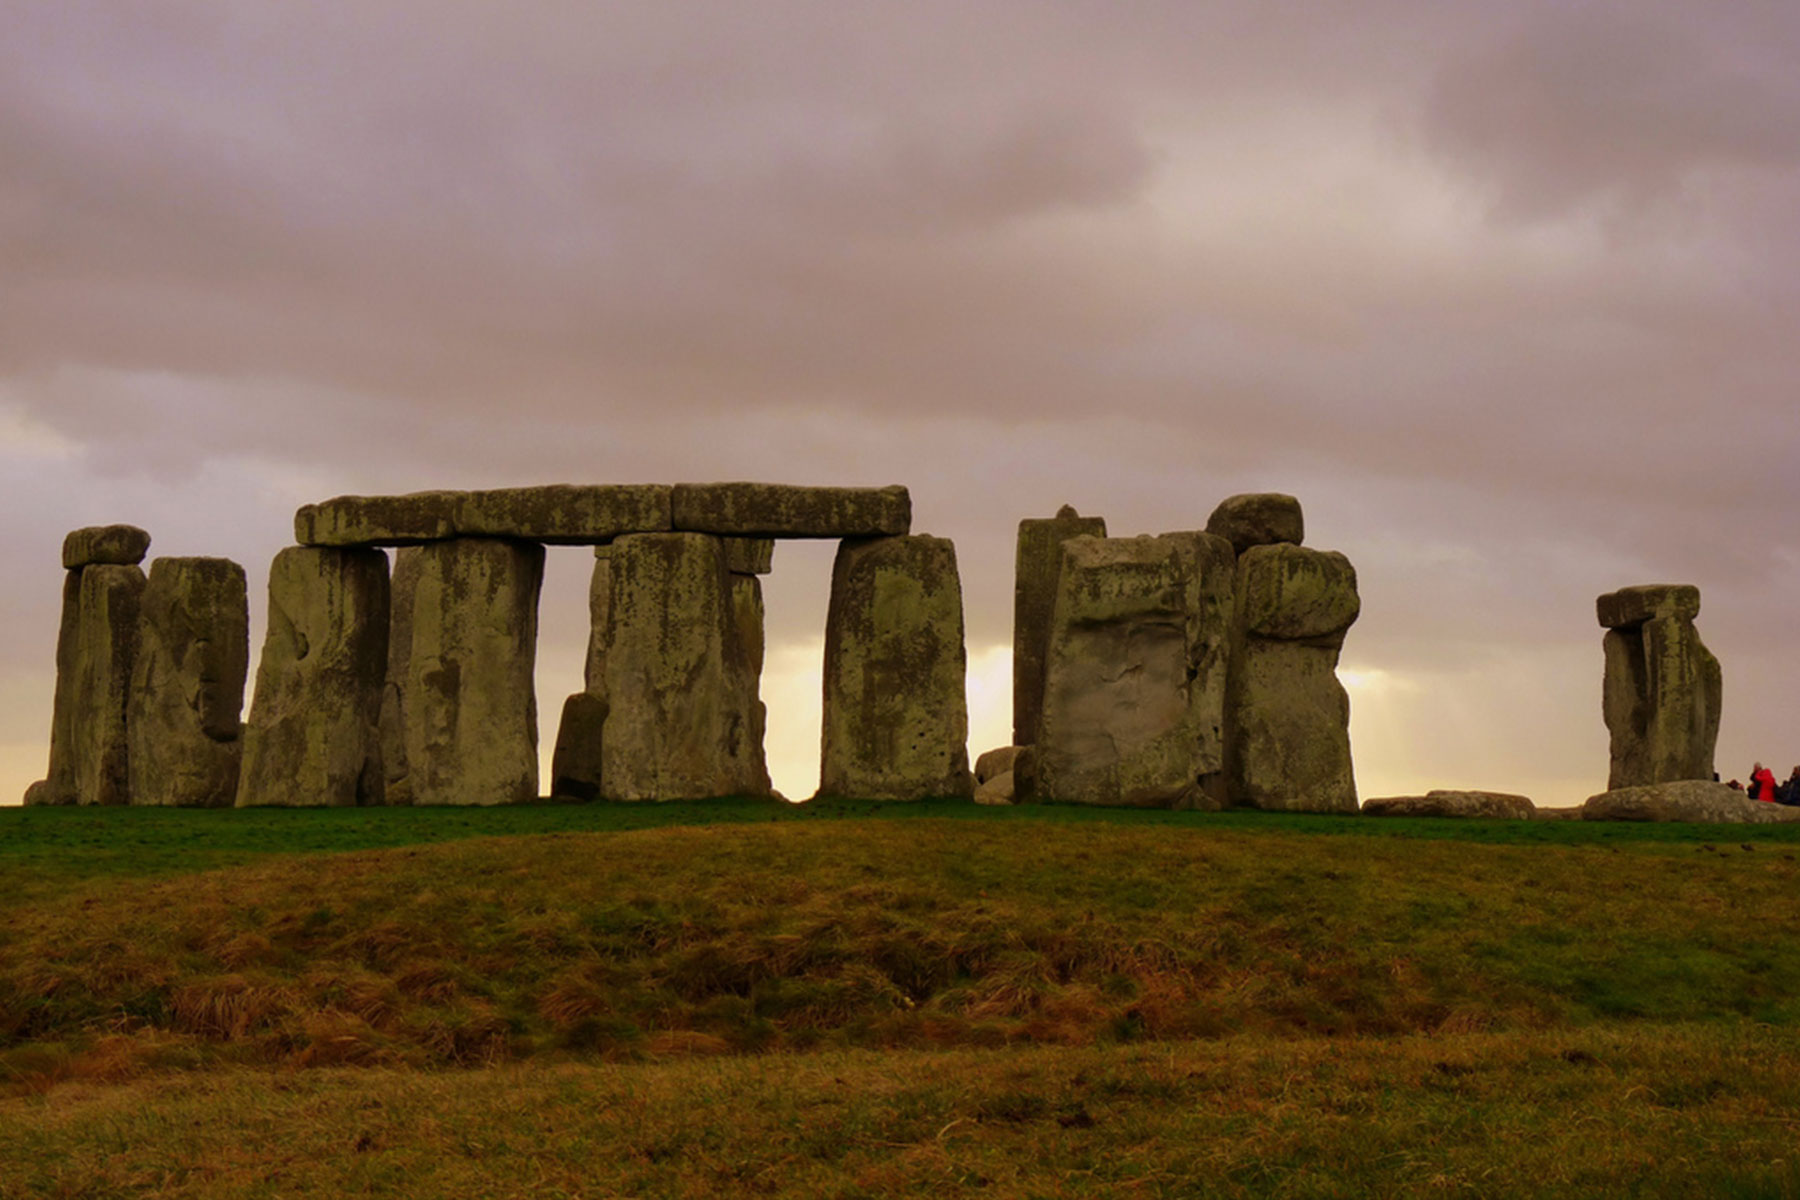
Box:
819;535;973;800
583;547;614;695
1598;584;1720;788
378;547;423;805
729;572;772;796
601;533;767;801
1032;535;1230;808
128;558;249;808
402;538;545;806
550;693;607;802
1012;505;1106;747
1223;544;1361;812
24;573;84;806
238;548;389;807
65;565;146;806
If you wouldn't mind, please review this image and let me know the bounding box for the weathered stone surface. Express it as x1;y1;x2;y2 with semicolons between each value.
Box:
25;573;84;806
584;548;614;695
974;771;1016;806
1205;494;1304;557
1034;536;1224;808
1583;781;1800;824
1225;544;1359;813
1235;544;1359;644
401;538;544;806
378;547;423;805
1601;591;1720;790
975;745;1024;785
1598;584;1700;630
1012;506;1106;746
62;525;151;569
237;548;389;808
67;565;145;806
602;534;768;801
729;573;772;795
671;483;911;538
458;484;672;544
722;538;776;575
128;558;249;808
550;692;607;802
820;535;973;800
1161;530;1238;804
295;491;461;547
1362;790;1536;819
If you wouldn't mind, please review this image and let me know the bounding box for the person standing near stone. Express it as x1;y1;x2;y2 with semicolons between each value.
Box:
1750;761;1777;803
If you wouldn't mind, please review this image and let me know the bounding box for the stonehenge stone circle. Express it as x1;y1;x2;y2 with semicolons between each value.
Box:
601;533;768;801
1032;534;1230;808
1598;584;1720;789
1205;494;1304;558
67;565;147;806
820;535;974;800
62;524;151;570
237;547;389;807
1012;505;1106;747
127;557;249;808
1224;543;1361;813
400;538;545;806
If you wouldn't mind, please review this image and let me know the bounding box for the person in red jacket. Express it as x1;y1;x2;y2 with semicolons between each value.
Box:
1750;762;1778;802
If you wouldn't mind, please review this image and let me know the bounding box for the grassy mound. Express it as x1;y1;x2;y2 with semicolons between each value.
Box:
5;818;1799;1091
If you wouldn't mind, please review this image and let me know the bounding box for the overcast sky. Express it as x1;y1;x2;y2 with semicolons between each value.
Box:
4;1;1797;807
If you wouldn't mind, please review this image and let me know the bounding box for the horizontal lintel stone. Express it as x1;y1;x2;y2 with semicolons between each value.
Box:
671;483;910;538
1597;584;1700;629
62;525;151;569
295;485;673;547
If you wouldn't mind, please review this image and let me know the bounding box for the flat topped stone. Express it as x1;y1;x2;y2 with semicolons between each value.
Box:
457;484;671;544
297;486;672;547
671;483;910;538
1363;791;1535;819
1236;544;1360;643
296;491;461;547
1598;584;1700;630
1206;494;1303;557
62;525;151;569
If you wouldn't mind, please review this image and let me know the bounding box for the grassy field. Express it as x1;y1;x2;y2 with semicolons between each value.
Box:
5;801;1800;1196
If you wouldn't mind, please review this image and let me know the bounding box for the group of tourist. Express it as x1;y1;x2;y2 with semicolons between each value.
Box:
1724;762;1800;804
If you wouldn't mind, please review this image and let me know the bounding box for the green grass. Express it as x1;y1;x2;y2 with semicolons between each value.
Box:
6;1025;1800;1198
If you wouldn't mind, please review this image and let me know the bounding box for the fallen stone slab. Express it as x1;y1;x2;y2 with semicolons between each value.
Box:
237;547;389;807
975;771;1016;805
1205;494;1303;558
975;745;1024;785
1582;780;1800;824
1362;790;1536;819
457;484;672;544
128;557;249;808
671;483;910;538
1598;584;1701;630
63;525;151;570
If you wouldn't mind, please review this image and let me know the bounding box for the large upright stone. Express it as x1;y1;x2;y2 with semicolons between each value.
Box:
24;573;84;806
128;558;249;808
1224;544;1360;813
584;547;614;695
1012;505;1106;747
1598;584;1720;789
729;572;772;796
1205;494;1304;558
67;565;146;806
62;525;151;569
378;547;423;805
819;535;973;800
237;548;389;807
1032;534;1230;808
601;533;766;801
671;483;910;538
402;539;545;806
